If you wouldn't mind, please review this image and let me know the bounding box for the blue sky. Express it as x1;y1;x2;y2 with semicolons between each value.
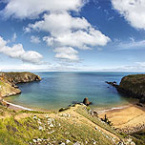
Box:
0;0;145;72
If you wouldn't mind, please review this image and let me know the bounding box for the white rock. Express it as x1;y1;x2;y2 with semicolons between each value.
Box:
50;124;54;127
33;115;37;120
60;142;66;145
39;126;43;131
33;139;37;143
66;139;71;144
73;142;81;145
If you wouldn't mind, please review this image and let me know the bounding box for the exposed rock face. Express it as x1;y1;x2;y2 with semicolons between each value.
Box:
0;72;41;97
106;74;145;104
3;72;41;84
83;97;92;106
0;80;21;97
119;74;145;103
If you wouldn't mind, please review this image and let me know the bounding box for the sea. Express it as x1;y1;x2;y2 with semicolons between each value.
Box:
5;72;139;110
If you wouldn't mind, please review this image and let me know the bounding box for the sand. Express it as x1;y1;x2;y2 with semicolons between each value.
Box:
98;104;145;134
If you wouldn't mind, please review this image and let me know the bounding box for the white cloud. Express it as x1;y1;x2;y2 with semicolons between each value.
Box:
30;36;41;44
25;12;91;36
0;36;43;64
54;47;79;62
1;0;85;19
111;0;145;29
1;0;110;62
118;39;145;49
25;11;110;61
43;27;110;50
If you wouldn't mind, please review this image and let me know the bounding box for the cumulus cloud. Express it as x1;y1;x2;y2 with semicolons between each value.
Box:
27;12;110;61
1;0;85;19
111;0;145;29
1;0;110;62
30;36;41;44
54;47;79;62
0;36;43;64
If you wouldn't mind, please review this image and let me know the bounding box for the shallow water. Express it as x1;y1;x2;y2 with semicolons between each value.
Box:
5;72;139;110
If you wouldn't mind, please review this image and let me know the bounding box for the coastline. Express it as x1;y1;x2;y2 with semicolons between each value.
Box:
98;103;145;134
2;97;145;134
2;99;33;111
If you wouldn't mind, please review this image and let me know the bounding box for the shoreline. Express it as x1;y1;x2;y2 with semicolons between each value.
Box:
2;99;33;111
2;97;137;112
2;98;145;134
99;104;145;134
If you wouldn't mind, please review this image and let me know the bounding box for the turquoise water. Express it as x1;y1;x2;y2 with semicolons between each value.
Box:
5;72;139;110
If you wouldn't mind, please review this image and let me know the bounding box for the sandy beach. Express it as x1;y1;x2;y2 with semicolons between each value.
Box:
0;99;33;111
98;104;145;134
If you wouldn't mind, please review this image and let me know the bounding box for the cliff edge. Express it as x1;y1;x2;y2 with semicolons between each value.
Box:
0;72;41;97
119;74;145;103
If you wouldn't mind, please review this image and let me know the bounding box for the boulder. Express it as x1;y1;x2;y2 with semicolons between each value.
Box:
83;97;92;106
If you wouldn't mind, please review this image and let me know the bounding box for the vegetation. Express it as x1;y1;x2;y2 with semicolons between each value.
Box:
119;74;145;103
101;114;113;126
76;106;121;138
0;104;128;145
131;129;145;145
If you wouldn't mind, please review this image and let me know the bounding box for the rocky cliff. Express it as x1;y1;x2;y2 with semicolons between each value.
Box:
0;80;21;97
119;74;145;103
3;72;41;84
0;72;41;97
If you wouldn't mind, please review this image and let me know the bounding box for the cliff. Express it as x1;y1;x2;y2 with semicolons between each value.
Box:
119;74;145;103
3;72;41;84
0;72;41;97
0;80;21;97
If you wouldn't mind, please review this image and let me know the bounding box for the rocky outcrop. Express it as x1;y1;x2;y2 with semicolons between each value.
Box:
119;74;145;103
106;74;145;104
0;72;41;97
3;72;41;84
83;97;92;106
0;80;21;97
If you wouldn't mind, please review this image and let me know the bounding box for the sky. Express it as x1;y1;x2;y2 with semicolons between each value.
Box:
0;0;145;72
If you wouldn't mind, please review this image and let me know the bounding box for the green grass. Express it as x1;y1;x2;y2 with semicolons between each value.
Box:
0;105;120;145
76;106;122;139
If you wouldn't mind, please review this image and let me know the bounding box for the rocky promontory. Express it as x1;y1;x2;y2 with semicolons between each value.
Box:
106;74;145;104
0;72;41;97
119;74;145;103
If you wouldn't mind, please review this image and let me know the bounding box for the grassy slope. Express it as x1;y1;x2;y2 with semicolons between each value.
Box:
0;80;21;97
0;105;124;145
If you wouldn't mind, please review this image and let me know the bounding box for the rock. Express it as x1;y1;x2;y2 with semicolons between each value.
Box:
83;97;92;106
0;72;41;98
105;81;118;87
66;139;71;144
73;142;81;145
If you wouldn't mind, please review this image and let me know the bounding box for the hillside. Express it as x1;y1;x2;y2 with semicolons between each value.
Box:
119;74;145;103
3;72;41;84
0;72;41;97
0;104;135;145
0;80;21;97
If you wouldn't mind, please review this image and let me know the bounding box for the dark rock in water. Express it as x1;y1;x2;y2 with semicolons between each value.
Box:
83;97;92;106
105;81;118;87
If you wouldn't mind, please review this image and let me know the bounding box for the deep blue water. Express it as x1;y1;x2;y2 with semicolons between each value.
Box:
5;72;139;110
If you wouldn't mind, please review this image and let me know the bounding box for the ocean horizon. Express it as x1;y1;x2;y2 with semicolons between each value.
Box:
5;72;140;110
